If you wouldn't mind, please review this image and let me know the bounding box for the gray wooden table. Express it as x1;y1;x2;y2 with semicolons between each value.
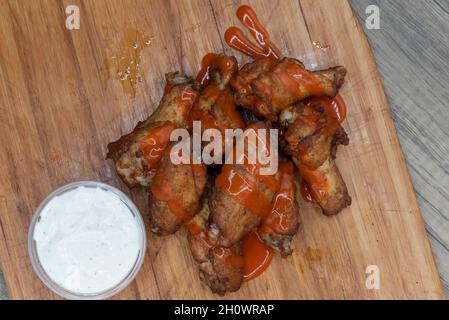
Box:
0;0;447;299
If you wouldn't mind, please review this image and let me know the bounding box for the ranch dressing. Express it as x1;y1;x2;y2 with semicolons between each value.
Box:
33;186;141;294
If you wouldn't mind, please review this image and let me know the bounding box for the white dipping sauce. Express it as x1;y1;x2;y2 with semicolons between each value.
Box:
33;186;141;294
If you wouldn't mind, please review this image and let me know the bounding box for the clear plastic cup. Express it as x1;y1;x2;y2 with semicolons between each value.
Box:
28;181;147;300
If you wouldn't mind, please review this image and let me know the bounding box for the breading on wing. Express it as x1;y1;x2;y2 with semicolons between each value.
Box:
280;103;351;215
149;145;207;235
107;73;199;187
187;195;243;295
231;57;346;121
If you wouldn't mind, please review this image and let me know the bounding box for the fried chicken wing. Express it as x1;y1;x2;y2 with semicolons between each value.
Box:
258;161;300;256
190;54;245;160
187;195;243;295
149;145;207;235
231;57;346;121
209;122;280;247
107;73;199;187
280;103;351;215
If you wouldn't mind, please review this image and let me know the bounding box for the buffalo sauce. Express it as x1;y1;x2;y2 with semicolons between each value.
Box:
139;121;176;174
150;152;205;222
262;162;297;234
298;164;328;203
186;220;215;251
190;85;244;133
192;54;244;132
273;59;323;99
212;247;244;269
242;231;273;281
215;123;279;217
304;94;347;123
179;87;200;117
150;165;189;221
224;5;281;59
215;165;273;216
300;180;315;203
196;53;238;87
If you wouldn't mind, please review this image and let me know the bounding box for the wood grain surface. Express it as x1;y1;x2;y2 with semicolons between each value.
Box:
349;0;449;297
0;0;445;299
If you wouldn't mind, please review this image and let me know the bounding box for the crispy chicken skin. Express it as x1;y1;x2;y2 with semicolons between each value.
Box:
258;162;300;256
107;73;199;187
280;103;351;215
209;122;280;248
231;57;346;121
149;145;207;235
187;195;243;295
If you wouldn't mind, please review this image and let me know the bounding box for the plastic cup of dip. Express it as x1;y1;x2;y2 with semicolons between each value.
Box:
28;181;146;300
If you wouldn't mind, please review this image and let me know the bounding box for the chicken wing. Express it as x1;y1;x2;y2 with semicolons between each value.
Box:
149;144;207;235
187;194;243;295
107;73;199;187
190;54;245;165
231;57;346;121
280;102;351;215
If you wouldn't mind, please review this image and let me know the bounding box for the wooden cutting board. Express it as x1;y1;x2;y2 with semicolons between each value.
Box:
0;0;444;299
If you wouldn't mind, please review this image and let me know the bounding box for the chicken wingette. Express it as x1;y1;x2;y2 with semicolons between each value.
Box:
107;73;199;187
231;57;346;121
280;102;351;215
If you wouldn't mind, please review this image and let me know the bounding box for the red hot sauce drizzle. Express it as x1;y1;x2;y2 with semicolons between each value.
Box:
224;5;281;60
192;53;244;133
304;94;347;123
196;53;238;88
139;121;177;175
242;231;273;281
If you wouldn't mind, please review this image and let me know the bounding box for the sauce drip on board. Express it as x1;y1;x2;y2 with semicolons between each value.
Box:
224;5;281;60
242;231;273;281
